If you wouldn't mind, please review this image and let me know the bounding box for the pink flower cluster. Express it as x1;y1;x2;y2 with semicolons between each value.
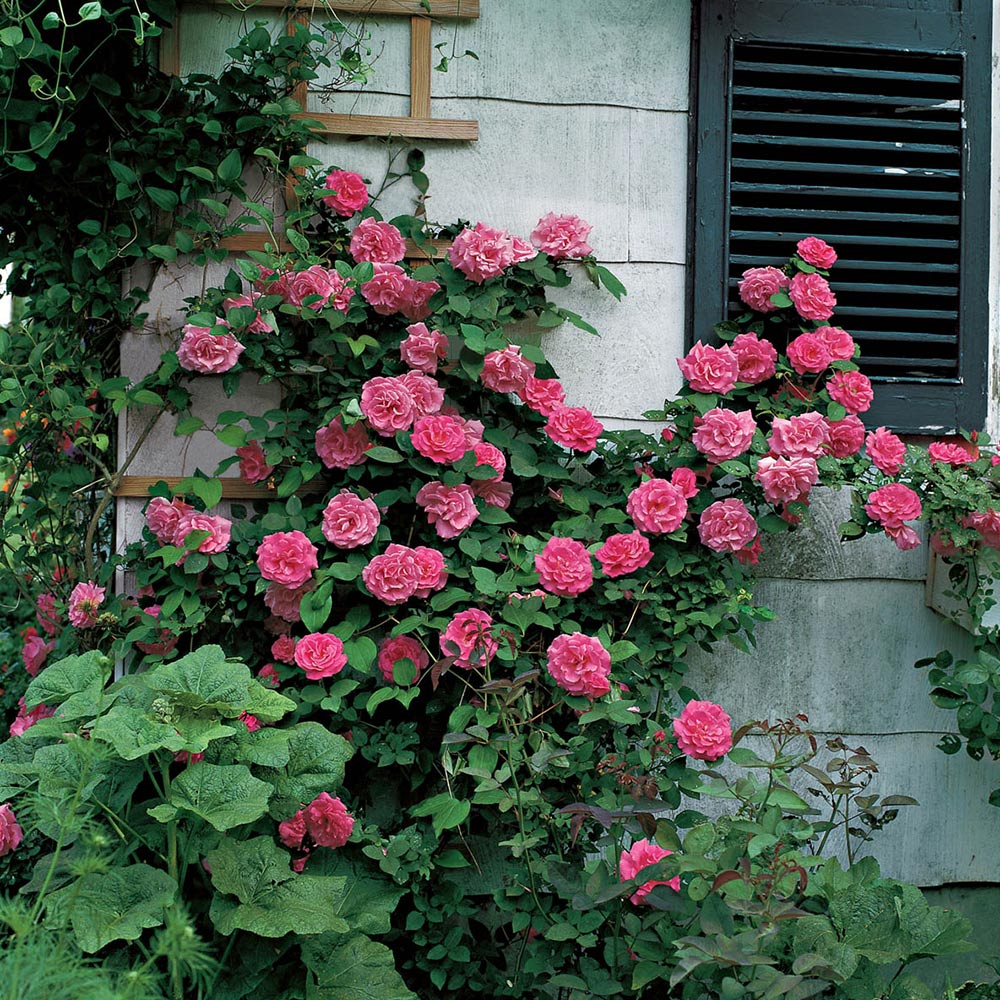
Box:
545;632;610;699
530;213;593;259
257;531;319;589
627;479;687;534
360;263;439;321
294;633;348;679
0;804;22;857
321;491;380;548
440;608;498;669
321;169;369;217
68;581;105;628
363;543;447;605
315;416;371;469
349;217;407;264
400;323;449;374
279;791;355;870
619;838;679;905
865;483;923;550
378;635;429;685
672;700;732;760
177;324;244;374
535;537;593;597
448;222;536;284
416;482;479;539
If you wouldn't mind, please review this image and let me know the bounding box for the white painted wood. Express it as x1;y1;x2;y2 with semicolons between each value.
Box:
986;2;1000;441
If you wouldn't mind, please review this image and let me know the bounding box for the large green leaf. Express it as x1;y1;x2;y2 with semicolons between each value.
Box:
148;645;252;711
170;763;272;831
47;864;176;953
242;681;296;724
304;934;416;1000
265;722;353;816
232;728;293;768
25;650;112;719
91;705;184;759
895;883;974;958
0;737;39;799
307;853;406;937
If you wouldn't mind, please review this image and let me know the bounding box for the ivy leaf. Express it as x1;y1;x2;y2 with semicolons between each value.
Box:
304;934;417;1000
24;650;112;717
264;722;354;817
217;149;243;183
169;763;272;831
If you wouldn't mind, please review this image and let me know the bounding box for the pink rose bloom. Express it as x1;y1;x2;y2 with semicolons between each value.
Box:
448;222;517;283
411;414;469;464
9;699;54;737
866;427;907;476
735;535;763;566
322;169;369;217
257;531;319;589
174;512;232;554
510;235;538;264
677;341;740;394
400;323;449;374
545;406;603;453
673;700;733;760
398;278;440;322
378;635;429;684
737;266;788;313
619;839;679;904
236;440;274;484
147;504;186;548
223;293;274;334
278;810;307;849
481;346;536;394
349;217;406;264
258;663;281;688
530;212;593;258
828;370;874;414
321;491;380;548
865;483;922;529
315;416;371;469
826;415;866;458
886;524;921;550
692;408;757;464
670;467;699;499
929;441;978;466
627;479;688;534
473;441;506;480
239;712;261;733
595;533;653;578
176;324;245;374
271;635;297;664
520;376;566;417
546;632;611;699
362;543;421;605
135;605;178;656
286;266;352;313
789;271;836;322
440;608;498;668
755;455;818;504
416;482;479;539
731;332;777;384
769;412;830;459
304;792;355;848
255;267;294;300
0;804;23;857
786;332;832;375
22;632;54;677
965;510;1000;549
36;592;60;636
412;546;448;598
263;582;312;623
472;479;513;509
815;326;855;361
294;633;348;680
535;537;594;597
698;499;758;553
360;263;409;316
68;581;105;628
796;236;837;269
360;376;416;437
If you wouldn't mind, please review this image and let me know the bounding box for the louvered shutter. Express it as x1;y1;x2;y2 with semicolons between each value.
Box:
692;0;992;432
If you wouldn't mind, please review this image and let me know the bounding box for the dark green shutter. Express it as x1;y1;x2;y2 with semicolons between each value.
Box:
692;0;992;432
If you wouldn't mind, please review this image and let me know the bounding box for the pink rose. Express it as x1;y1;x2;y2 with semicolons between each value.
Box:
360;376;416;437
692;408;757;464
627;479;688;534
789;271;836;322
0;804;23;857
619;838;679;904
264;582;312;623
362;544;421;605
731;333;777;384
286;265;354;313
929;440;978;466
315;416;371;469
865;483;922;529
223;293;274;334
349;217;406;264
135;605;179;657
22;632;54;677
146;496;193;543
378;635;429;684
545;406;603;452
278;810;307;849
796;236;837;269
9;698;54;737
964;510;1000;549
294;633;348;680
530;212;593;258
448;222;518;283
321;491;380;548
271;635;297;664
677;341;740;394
473;441;506;480
415;482;479;539
303;792;354;848
256;531;319;589
399;278;440;322
673;700;733;760
36;592;60;636
472;479;513;509
174;512;232;554
400;323;449;374
769;413;830;459
412;546;448;598
786;332;832;375
826;415;866;458
322;169;369;217
866;427;907;476
670;467;699;499
737;266;788;313
520;376;566;416
755;455;818;504
411;414;469;464
815;326;855;361
360;263;410;316
440;608;498;668
176;324;245;374
258;663;281;688
698;499;758;553
828;370;873;414
68;581;105;628
510;235;538;264
535;537;594;597
236;440;274;484
546;632;611;699
735;536;763;566
397;373;444;420
481;346;536;394
595;533;653;578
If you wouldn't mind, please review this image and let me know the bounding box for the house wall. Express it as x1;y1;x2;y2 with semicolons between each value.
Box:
120;0;1000;900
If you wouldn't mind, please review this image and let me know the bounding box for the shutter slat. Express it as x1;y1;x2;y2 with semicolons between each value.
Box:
730;231;959;249
732;60;960;86
731;158;959;178
732;182;958;202
727;279;958;296
833;306;957;320
847;329;958;345
733;134;956;155
731;206;959;224
733;110;960;132
729;254;959;273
